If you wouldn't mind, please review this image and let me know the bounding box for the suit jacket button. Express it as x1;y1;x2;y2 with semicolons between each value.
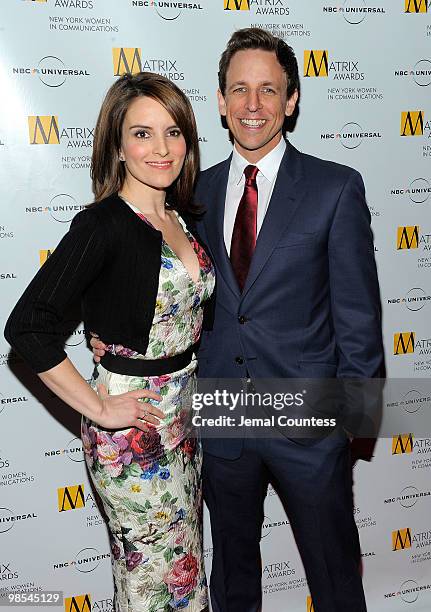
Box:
235;356;244;365
238;315;247;324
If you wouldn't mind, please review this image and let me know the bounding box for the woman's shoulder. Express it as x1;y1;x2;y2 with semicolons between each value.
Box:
71;193;130;229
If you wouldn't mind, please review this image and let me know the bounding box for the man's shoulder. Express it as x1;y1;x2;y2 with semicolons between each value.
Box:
198;158;230;184
296;148;362;185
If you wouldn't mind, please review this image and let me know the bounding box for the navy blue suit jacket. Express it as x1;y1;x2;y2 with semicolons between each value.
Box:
195;142;383;457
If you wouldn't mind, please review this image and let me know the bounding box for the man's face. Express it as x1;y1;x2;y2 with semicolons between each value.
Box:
218;49;298;163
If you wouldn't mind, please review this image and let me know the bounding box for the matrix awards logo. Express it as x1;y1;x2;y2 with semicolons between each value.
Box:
131;1;203;20
112;48;184;81
224;0;290;15
224;0;250;8
25;194;85;223
394;332;415;355
306;596;314;611
12;56;90;88
320;122;381;148
323;1;386;24
391;177;431;203
392;433;414;454
39;249;54;266
57;484;85;512
28;115;60;144
27;116;94;149
113;47;142;76
397;225;419;249
401;111;424;136
395;60;431;87
304;50;364;80
405;0;429;12
262;560;295;579
392;527;412;551
64;594;91;612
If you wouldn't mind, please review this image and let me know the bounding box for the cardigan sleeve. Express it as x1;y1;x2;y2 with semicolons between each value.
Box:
4;208;107;373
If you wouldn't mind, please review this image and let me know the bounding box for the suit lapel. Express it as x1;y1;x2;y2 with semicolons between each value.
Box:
241;142;306;298
203;156;241;299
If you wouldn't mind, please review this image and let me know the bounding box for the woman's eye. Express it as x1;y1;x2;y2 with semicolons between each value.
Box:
135;130;149;138
168;129;182;137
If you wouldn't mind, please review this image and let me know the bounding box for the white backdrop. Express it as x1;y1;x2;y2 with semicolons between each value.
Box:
1;1;431;611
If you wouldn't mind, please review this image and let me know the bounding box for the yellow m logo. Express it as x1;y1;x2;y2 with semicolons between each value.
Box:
401;111;424;136
392;433;414;454
57;484;85;512
28;116;60;145
112;48;142;76
392;528;412;551
393;332;415;355
224;0;250;9
397;225;419;249
306;596;314;612
64;594;92;612
304;51;329;77
39;249;54;266
405;0;428;12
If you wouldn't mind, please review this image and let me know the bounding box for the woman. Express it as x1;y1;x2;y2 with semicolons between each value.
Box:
5;72;214;611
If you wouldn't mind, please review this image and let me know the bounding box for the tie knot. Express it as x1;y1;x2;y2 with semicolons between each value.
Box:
244;165;259;184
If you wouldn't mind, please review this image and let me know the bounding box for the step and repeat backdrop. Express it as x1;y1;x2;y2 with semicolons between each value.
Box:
1;1;431;611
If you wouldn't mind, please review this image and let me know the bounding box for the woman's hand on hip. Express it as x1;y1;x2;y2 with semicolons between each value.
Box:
96;384;163;430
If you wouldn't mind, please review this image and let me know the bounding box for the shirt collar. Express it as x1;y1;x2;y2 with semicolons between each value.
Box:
230;137;286;185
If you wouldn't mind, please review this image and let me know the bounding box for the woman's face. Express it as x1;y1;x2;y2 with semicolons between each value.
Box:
119;96;187;194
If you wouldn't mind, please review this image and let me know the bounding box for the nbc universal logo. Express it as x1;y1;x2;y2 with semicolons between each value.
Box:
385;579;431;604
53;547;110;573
392;526;431;564
387;287;431;311
384;485;431;508
130;0;203;21
320;121;382;149
392;433;431;471
223;0;290;16
386;387;431;414
25;194;85;223
112;47;184;81
322;1;386;25
395;59;431;87
396;224;431;269
391;177;431;204
0;507;37;534
12;55;89;87
304;49;383;103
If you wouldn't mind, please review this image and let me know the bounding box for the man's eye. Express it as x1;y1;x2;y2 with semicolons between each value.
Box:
233;87;247;94
262;88;275;94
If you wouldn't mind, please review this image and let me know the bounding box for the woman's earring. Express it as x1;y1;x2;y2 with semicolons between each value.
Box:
119;153;125;162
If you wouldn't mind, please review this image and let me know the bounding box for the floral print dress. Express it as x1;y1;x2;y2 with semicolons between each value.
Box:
81;206;215;612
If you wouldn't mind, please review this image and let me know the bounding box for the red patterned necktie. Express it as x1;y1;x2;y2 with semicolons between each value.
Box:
230;164;259;292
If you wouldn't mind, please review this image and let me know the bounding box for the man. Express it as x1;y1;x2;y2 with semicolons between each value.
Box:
93;28;383;612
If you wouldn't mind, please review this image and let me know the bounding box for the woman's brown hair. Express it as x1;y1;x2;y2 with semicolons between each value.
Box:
91;72;200;212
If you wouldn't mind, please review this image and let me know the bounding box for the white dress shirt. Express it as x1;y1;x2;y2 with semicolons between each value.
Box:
223;137;286;252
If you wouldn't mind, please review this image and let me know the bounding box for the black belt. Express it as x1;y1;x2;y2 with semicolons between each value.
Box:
100;345;196;377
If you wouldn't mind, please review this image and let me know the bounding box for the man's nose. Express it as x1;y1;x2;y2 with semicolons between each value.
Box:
245;90;262;112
